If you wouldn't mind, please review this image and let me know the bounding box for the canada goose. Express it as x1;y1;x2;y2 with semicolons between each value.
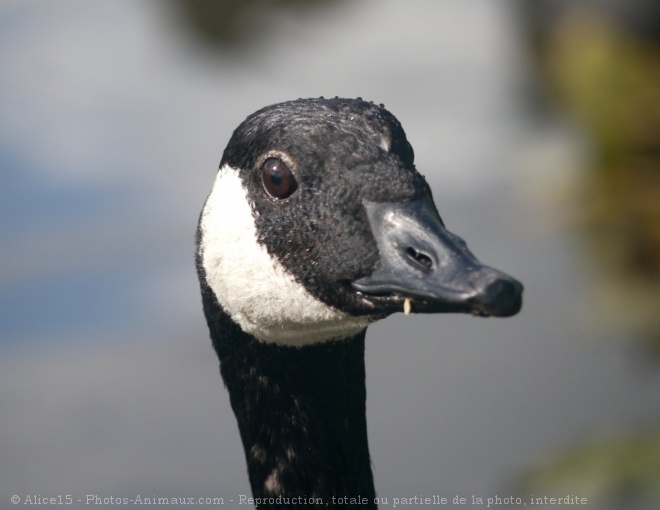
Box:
196;97;522;507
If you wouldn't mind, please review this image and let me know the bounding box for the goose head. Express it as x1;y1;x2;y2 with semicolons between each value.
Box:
197;97;522;347
195;97;523;501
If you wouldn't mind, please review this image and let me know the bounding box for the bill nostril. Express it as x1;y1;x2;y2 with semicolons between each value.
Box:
405;246;433;270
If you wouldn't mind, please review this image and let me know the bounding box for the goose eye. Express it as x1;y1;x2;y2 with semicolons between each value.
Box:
261;157;298;199
405;140;415;163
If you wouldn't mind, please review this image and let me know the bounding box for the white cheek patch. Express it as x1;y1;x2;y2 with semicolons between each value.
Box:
198;165;371;346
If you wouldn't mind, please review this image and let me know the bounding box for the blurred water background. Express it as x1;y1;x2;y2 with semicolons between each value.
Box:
1;1;659;508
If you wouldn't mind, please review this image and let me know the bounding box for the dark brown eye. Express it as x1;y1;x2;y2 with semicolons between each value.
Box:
261;157;298;200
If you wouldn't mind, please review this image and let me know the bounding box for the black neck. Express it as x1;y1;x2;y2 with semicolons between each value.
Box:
199;283;377;509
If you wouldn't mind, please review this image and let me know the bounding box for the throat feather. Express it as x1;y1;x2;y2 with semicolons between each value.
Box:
200;295;377;504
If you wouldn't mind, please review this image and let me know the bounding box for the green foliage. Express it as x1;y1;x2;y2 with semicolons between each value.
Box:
521;430;660;508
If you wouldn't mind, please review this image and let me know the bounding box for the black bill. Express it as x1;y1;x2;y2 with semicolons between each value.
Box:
352;197;523;317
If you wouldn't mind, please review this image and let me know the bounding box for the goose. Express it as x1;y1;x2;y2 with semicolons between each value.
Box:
195;97;523;507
